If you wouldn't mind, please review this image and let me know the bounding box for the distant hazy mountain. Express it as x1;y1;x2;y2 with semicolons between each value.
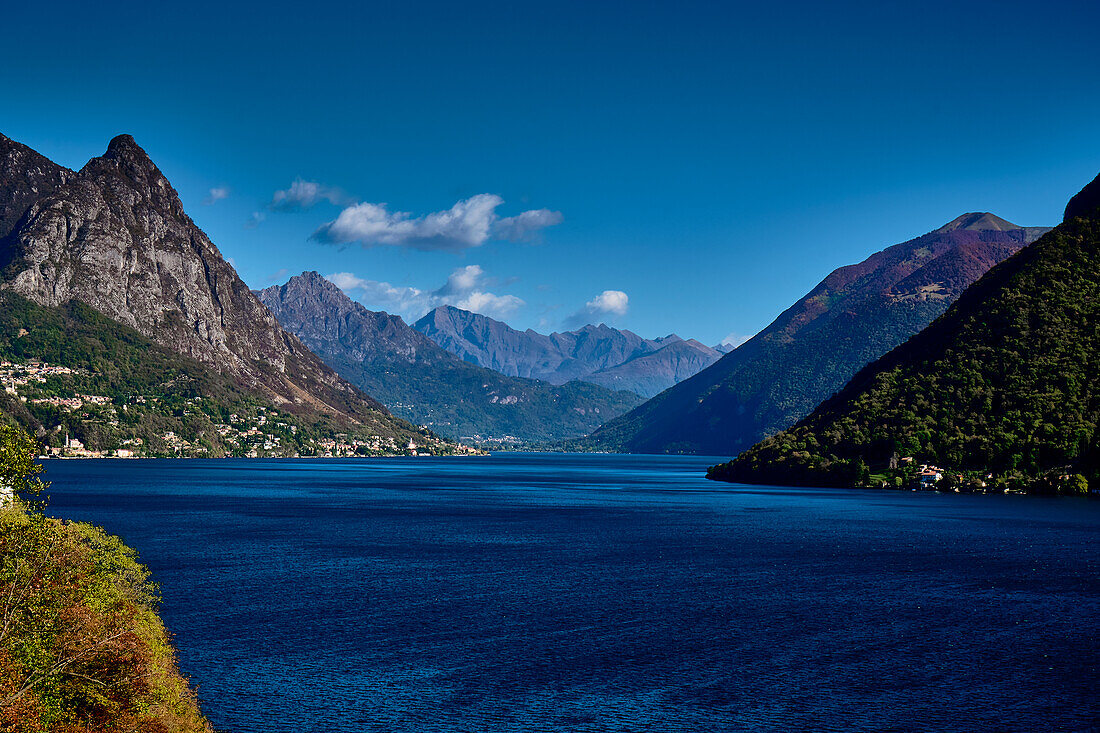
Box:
257;273;643;442
585;212;1051;455
412;305;722;397
0;132;446;455
711;174;1100;492
581;338;727;398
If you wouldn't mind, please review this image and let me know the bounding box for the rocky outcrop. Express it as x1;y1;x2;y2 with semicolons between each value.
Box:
0;133;396;427
0;134;71;240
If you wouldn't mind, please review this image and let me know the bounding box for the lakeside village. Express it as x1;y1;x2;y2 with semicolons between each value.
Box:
870;456;1094;495
1;359;479;459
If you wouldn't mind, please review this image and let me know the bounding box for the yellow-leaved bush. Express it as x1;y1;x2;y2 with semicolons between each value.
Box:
0;420;213;732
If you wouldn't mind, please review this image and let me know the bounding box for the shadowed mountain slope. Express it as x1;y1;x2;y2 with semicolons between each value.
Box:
585;213;1049;455
710;174;1100;491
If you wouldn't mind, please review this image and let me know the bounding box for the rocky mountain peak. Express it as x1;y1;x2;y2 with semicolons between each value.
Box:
258;272;432;365
935;212;1020;233
291;270;341;296
104;133;143;156
264;272;367;318
89;134;160;175
0;132;398;425
414;305;715;395
76;134;181;214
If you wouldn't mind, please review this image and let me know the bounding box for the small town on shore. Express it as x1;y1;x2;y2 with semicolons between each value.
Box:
1;359;482;459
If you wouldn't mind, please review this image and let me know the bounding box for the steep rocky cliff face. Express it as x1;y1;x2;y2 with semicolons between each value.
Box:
0;133;405;430
0;134;71;240
258;272;643;442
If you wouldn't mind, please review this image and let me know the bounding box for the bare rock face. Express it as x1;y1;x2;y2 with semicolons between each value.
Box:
258;271;435;364
0;134;72;240
0;134;388;423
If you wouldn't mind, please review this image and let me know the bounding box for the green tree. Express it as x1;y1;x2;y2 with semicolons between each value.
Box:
0;424;46;501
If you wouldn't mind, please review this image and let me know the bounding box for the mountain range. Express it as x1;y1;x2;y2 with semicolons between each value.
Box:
257;272;643;442
413;305;724;398
0;132;457;456
1;129;1079;474
584;212;1050;455
709;173;1100;493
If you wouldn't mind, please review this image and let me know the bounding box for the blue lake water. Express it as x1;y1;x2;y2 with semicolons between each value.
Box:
42;453;1100;732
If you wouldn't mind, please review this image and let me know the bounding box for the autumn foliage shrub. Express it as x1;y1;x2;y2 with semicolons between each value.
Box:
0;423;212;732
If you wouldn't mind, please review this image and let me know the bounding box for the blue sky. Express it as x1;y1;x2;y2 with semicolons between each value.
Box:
3;0;1098;345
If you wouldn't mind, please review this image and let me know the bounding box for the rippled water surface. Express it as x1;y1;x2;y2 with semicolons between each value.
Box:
43;454;1100;732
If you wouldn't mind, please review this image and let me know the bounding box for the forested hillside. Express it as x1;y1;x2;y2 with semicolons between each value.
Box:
709;175;1100;493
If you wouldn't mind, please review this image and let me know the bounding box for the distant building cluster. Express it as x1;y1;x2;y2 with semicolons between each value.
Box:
897;457;994;492
1;360;80;396
0;357;478;459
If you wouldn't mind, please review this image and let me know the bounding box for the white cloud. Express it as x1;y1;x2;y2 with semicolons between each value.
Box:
566;290;629;326
326;264;525;321
494;208;564;241
269;179;347;212
244;211;266;229
436;264;485;295
327;272;433;315
453;291;525;317
313;194;562;251
203;186;230;205
326;272;370;291
586;290;629;316
720;332;752;349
